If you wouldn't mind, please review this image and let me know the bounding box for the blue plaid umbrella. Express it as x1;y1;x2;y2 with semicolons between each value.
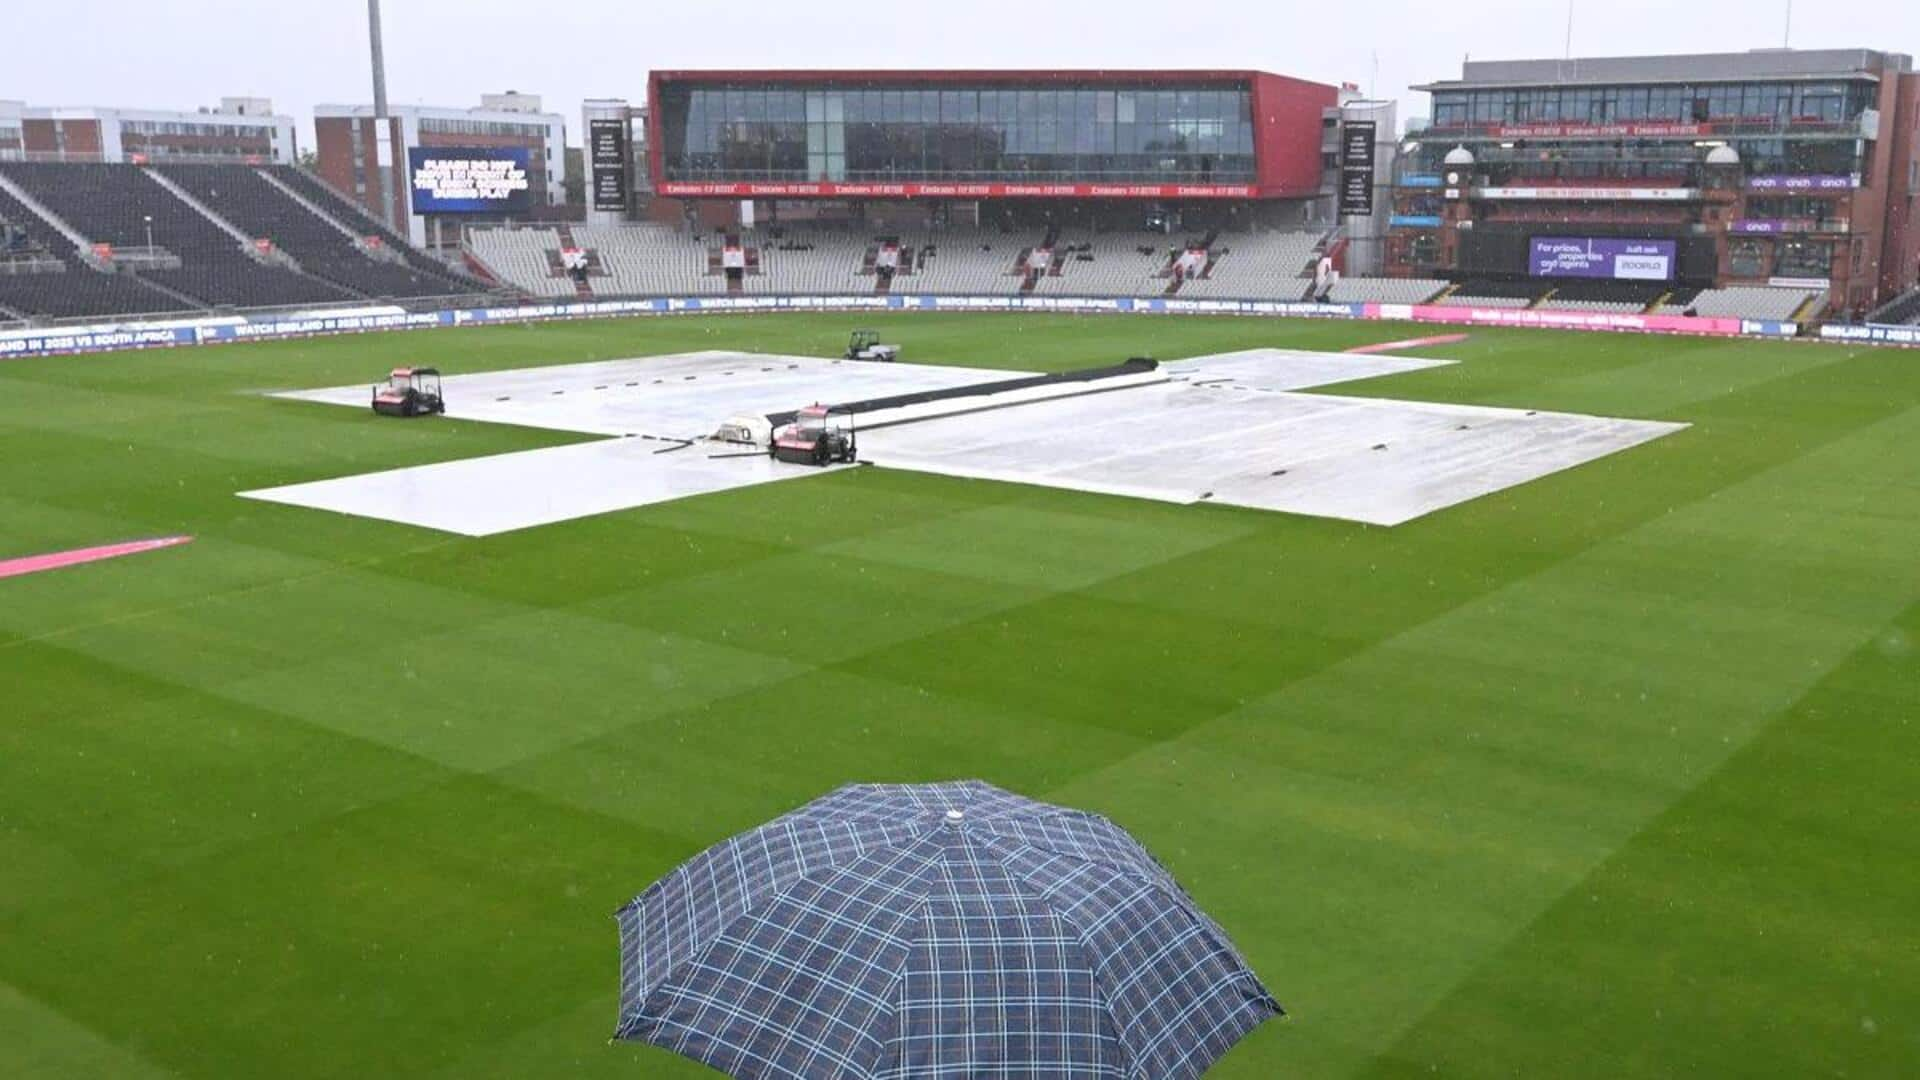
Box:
614;780;1281;1078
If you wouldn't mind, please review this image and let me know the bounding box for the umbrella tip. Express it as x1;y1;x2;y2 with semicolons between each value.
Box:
945;808;965;823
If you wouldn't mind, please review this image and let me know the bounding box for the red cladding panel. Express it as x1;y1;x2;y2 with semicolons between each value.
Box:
647;71;665;196
1251;73;1337;197
655;68;1292;86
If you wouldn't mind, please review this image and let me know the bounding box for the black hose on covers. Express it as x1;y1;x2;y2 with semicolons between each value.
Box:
763;358;1157;428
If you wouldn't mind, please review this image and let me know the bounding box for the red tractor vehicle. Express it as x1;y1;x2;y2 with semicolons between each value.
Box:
372;367;445;417
771;404;857;466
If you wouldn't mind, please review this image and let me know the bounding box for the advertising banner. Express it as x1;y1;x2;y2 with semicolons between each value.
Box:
1404;303;1745;335
655;181;1263;199
0;326;195;358
1818;323;1920;346
1478;186;1697;202
1491;121;1706;139
2;292;1820;362
1746;175;1856;191
1530;237;1677;281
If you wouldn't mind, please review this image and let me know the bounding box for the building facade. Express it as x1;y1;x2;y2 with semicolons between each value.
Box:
1390;49;1920;314
314;96;569;247
0;101;23;154
4;99;295;163
1334;97;1399;276
645;70;1338;230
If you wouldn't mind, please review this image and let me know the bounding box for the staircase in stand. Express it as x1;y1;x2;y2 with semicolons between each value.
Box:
867;238;905;295
553;223;595;299
708;233;754;294
1788;292;1824;323
0;171;101;267
1014;228;1059;294
1867;284;1920;326
121;271;207;311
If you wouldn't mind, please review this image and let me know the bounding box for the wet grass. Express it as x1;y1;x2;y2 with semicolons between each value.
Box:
2;313;1916;1077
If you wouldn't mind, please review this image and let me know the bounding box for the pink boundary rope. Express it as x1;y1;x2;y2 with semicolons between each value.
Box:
0;536;194;581
1344;334;1471;355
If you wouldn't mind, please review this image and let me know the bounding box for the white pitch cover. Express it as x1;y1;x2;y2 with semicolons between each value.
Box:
243;348;1685;535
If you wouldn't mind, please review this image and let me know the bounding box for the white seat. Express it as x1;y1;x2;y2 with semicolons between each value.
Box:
1658;286;1819;321
1326;277;1450;305
466;228;575;297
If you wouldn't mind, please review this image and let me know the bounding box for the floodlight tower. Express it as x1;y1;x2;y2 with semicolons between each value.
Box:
367;0;392;231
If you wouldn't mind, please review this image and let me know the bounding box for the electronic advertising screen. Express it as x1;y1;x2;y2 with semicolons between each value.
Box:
589;118;630;212
408;147;533;214
1338;121;1377;217
1529;236;1677;281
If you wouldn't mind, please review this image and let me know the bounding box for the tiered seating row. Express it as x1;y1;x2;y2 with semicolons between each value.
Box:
1326;278;1450;305
469;225;1330;302
264;166;484;293
1656;287;1820;321
1867;287;1920;327
1174;231;1320;299
467;228;577;298
161;165;473;300
0;182;195;319
0;162;354;309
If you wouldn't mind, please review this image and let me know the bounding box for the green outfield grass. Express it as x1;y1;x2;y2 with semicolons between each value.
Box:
2;313;1916;1078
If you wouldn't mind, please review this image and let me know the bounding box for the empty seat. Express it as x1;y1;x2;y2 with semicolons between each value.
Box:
1437;279;1549;308
163;164;478;300
0;183;196;319
265;165;485;292
1531;279;1674;314
1867;287;1920;326
1656;286;1820;321
0;162;355;308
1326;278;1450;305
467;227;577;297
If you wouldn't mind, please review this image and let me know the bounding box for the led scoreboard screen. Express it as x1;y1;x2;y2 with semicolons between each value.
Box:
408;147;533;213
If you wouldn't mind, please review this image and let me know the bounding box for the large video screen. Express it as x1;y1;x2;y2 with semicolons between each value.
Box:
408;147;533;214
1530;237;1677;281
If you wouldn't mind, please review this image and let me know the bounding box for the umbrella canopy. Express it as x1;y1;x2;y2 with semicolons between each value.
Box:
614;781;1281;1079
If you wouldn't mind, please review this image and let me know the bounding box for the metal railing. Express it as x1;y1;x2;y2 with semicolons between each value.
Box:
0;287;518;331
1867;285;1920;325
660;166;1262;185
0;255;63;276
0;148;291;165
